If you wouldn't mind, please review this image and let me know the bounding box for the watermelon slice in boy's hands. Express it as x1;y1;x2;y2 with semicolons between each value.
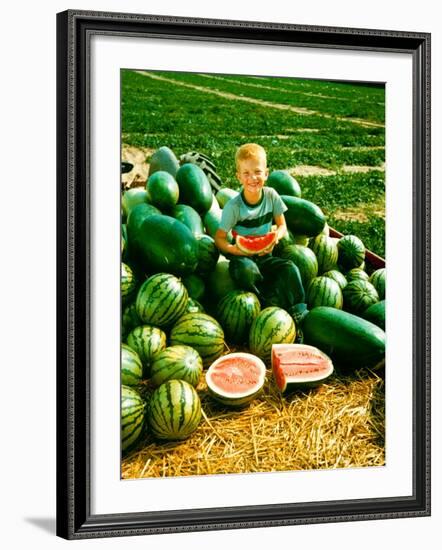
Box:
235;231;277;255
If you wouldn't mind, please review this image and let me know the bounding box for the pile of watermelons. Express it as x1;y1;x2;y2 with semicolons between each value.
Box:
121;146;386;453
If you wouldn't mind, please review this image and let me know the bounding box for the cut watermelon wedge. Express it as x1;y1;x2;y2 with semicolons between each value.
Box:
271;344;333;393
236;232;277;255
206;352;266;407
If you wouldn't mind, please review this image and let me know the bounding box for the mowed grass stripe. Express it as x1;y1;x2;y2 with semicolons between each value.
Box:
197;73;383;104
242;74;385;103
135;71;384;129
187;73;385;122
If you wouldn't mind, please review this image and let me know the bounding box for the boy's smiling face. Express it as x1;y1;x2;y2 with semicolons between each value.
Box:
236;157;269;200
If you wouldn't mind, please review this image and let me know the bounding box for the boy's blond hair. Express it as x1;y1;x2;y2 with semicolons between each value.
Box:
235;143;267;169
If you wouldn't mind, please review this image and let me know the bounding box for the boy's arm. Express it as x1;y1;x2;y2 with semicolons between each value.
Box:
214;229;245;256
273;213;287;242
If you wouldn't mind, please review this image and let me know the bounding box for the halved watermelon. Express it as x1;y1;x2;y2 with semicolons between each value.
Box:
236;232;277;255
271;344;333;392
205;352;266;407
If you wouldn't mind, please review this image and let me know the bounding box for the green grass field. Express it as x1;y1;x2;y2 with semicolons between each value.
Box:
121;69;385;256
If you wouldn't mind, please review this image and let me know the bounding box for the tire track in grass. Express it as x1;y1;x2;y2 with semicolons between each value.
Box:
135;71;384;129
197;73;385;106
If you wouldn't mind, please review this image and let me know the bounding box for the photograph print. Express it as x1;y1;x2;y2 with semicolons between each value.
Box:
120;68;386;480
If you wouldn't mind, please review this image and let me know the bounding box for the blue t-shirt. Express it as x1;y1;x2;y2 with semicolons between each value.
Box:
219;187;287;236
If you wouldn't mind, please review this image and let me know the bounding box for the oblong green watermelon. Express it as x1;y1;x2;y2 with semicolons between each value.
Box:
302;306;385;368
148;146;180;178
171;204;204;237
147;379;201;440
176;163;213;214
281;195;326;237
361;300;385;330
195;235;220;276
266;170;301;197
146;170;179;210
128;214;199;276
122;187;150;220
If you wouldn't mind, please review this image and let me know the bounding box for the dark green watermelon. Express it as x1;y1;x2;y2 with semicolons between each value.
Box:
176;163;213;214
281;196;326;237
128;214;199;276
266;170;301;197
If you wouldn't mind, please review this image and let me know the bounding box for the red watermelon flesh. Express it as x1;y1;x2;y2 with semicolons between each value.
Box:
235;232;277;255
271;344;333;392
206;352;266;407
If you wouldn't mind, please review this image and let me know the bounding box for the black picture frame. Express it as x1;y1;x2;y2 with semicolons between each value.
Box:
56;9;431;540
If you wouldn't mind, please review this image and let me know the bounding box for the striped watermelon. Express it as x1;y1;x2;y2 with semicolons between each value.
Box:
196;234;220;276
126;325;167;375
121;343;143;386
170;312;225;368
370;268;386;300
249;307;296;364
322;269;347;290
307;276;343;309
281;244;318;287
121;385;146;452
147;379;201;440
122;301;141;340
337;235;366;270
309;234;338;273
346;268;369;282
343;279;379;314
121;262;138;303
215;290;261;344
136;273;188;328
150;345;203;388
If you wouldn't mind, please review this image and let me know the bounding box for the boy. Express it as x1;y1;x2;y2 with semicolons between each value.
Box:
214;143;305;313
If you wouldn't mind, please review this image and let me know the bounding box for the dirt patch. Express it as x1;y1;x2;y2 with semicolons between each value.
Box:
332;200;385;222
341;163;385;174
289;165;336;177
121;144;155;188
